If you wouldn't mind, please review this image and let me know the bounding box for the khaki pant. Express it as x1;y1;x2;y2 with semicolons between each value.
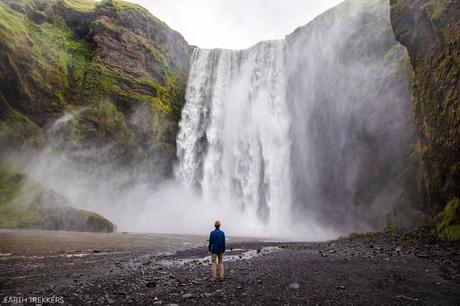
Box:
211;253;224;281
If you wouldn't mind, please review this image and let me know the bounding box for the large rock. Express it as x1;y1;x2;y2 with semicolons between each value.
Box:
0;0;192;175
0;163;115;232
390;0;460;238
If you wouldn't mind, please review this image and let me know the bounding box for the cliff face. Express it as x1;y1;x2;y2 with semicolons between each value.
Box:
390;0;460;239
0;0;192;174
0;0;192;232
285;0;418;232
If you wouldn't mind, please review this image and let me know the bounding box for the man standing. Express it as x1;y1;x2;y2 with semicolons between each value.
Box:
208;220;225;282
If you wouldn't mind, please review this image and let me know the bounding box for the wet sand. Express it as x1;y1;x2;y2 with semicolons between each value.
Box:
1;229;460;305
0;229;213;256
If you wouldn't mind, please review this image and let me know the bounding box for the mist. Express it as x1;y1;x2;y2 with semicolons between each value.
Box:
4;145;337;241
286;0;414;233
3;0;412;241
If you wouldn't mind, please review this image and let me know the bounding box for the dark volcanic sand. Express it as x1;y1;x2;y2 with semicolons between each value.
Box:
0;229;460;305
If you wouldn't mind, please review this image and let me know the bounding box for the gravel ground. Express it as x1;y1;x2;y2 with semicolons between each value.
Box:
1;229;459;305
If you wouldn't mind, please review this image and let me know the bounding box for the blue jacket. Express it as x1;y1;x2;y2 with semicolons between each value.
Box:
208;228;225;254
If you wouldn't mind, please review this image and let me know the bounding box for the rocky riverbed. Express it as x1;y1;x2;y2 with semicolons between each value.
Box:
0;228;459;305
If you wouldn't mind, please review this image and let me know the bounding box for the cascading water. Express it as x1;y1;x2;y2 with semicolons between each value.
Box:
176;41;294;234
6;0;413;239
175;0;413;239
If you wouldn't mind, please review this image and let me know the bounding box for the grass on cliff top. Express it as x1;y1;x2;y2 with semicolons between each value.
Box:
63;0;97;12
104;0;149;13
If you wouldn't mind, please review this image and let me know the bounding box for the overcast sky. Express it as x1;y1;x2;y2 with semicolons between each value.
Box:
127;0;345;49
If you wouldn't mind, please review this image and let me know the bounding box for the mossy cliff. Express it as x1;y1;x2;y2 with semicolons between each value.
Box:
390;0;460;240
0;0;192;174
0;163;115;232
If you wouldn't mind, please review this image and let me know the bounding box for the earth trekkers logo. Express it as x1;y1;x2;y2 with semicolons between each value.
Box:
2;296;65;304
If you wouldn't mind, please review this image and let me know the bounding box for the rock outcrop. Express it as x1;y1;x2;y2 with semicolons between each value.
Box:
390;0;460;240
0;163;115;232
0;0;192;232
0;0;192;175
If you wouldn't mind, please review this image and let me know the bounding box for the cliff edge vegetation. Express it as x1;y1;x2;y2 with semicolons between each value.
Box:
0;0;192;232
390;0;460;240
0;0;192;174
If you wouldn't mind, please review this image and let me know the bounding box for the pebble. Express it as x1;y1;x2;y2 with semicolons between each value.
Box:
289;283;300;290
146;281;156;288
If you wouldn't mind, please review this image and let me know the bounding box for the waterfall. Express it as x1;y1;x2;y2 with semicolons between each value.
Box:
176;41;292;231
175;0;412;238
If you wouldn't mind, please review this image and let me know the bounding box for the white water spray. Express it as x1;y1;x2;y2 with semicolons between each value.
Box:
5;0;409;241
176;41;324;238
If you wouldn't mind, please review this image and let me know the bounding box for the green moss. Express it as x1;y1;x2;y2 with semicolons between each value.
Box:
423;0;454;20
0;163;23;207
78;209;115;232
69;120;97;144
149;74;184;116
152;97;172;114
0;163;44;228
436;198;460;241
61;100;134;149
149;47;168;69
438;224;460;241
0;163;115;231
1;0;189;170
0;201;43;228
82;62;181;121
92;18;122;34
0;121;12;135
63;0;96;13
0;2;28;48
0;100;43;146
0;1;95;113
104;0;150;15
26;18;93;91
82;63;152;109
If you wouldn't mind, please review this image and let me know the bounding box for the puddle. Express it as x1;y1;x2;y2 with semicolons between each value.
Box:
158;247;282;267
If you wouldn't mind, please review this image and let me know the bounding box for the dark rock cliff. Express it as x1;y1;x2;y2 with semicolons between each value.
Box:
0;0;192;175
0;0;192;231
390;0;460;240
286;0;418;232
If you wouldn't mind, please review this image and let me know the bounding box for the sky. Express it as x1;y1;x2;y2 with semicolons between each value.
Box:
127;0;345;50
